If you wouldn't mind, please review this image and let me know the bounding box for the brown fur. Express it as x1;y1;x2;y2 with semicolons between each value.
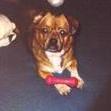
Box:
29;12;84;95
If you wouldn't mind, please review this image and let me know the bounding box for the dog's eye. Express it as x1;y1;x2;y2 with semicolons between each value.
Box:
59;30;67;36
42;28;49;33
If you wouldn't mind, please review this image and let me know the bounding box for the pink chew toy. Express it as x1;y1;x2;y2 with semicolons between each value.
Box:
46;75;78;87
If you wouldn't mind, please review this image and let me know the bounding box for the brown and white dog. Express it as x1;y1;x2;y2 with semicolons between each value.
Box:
30;12;84;95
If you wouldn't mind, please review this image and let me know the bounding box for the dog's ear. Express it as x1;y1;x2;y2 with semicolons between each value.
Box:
29;13;44;32
33;14;43;24
67;17;79;35
33;12;53;24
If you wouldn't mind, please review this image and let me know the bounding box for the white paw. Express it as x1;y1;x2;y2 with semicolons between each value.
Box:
77;78;84;89
54;84;71;95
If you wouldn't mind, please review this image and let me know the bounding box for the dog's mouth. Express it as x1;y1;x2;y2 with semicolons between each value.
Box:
46;38;62;52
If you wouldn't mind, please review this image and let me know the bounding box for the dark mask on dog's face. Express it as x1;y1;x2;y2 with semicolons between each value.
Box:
33;12;79;52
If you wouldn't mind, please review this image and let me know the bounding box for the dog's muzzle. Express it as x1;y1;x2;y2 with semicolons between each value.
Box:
46;38;62;52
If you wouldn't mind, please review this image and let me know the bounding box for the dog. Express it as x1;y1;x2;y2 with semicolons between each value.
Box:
30;12;84;95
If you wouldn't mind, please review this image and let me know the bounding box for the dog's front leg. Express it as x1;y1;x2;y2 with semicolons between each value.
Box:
38;69;71;95
38;70;71;95
38;69;53;79
67;60;84;89
54;84;71;95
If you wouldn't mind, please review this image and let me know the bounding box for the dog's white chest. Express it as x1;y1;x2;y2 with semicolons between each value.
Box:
45;51;64;73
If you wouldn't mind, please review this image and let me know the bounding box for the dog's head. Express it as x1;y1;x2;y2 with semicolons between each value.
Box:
32;12;79;52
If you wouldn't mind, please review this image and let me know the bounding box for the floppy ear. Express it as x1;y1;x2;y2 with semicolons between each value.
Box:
33;14;43;24
33;12;53;24
67;17;79;35
28;13;43;32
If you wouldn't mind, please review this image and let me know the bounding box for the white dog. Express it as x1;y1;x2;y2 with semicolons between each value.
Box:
0;14;17;47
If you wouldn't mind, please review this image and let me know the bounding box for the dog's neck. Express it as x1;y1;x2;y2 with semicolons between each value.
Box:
45;50;65;73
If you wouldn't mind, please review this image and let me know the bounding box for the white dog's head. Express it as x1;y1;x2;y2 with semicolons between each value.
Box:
0;14;17;47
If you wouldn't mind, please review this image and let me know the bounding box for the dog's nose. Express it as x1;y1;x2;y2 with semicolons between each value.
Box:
50;38;57;45
46;38;58;52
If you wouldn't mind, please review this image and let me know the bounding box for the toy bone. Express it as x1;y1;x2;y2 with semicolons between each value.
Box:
46;75;78;87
